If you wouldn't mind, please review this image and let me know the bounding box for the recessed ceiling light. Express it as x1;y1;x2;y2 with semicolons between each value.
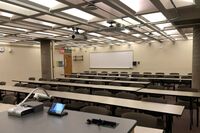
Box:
132;34;141;37
121;29;130;34
152;32;161;36
123;17;140;25
62;8;96;21
88;32;103;37
0;11;13;18
29;0;61;8
164;29;179;35
142;12;167;22
98;21;115;27
105;37;117;40
156;23;173;30
35;31;59;36
42;22;56;27
142;37;148;40
119;0;155;13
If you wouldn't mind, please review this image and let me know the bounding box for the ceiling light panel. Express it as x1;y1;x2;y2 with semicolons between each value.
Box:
0;1;38;16
37;15;77;26
95;2;125;18
0;11;13;18
119;0;157;13
132;34;141;37
164;29;179;35
123;17;140;25
62;8;98;21
0;25;28;32
24;19;57;27
121;29;130;34
105;37;117;40
156;23;173;30
28;0;62;8
88;33;103;37
160;0;195;9
142;12;167;22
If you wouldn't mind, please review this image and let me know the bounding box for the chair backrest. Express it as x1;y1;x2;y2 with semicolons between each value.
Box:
3;95;17;105
57;86;71;92
120;72;129;77
188;73;192;76
0;81;6;85
169;73;179;78
80;106;111;115
143;72;152;75
115;92;139;100
92;90;113;97
155;72;164;75
28;77;35;80
131;72;141;77
181;75;192;79
50;79;59;82
129;84;145;88
26;84;38;88
89;81;105;85
74;88;90;94
41;85;51;90
147;85;165;90
121;112;163;129
109;82;121;86
169;73;179;75
39;78;48;81
142;97;167;104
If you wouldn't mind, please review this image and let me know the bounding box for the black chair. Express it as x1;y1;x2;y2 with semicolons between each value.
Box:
121;112;164;129
89;81;105;85
115;92;140;116
74;88;90;94
40;85;51;90
26;84;38;88
3;95;17;105
143;72;153;77
120;72;129;77
109;72;119;76
0;81;6;85
146;85;165;98
92;90;113;97
131;72;141;77
56;86;72;92
155;72;164;77
28;77;35;81
80;106;111;115
39;78;48;81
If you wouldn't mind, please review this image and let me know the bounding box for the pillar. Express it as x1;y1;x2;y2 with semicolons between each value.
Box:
192;26;200;89
40;39;53;80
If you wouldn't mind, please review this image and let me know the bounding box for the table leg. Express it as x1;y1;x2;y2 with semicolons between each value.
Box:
0;90;2;100
189;98;193;130
197;98;199;127
166;115;173;133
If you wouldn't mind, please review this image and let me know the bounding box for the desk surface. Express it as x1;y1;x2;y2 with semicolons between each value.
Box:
58;77;150;85
0;103;15;112
0;108;136;133
12;80;141;92
138;88;200;98
0;86;184;116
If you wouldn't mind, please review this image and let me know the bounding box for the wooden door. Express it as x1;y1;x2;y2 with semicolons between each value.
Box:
64;54;72;75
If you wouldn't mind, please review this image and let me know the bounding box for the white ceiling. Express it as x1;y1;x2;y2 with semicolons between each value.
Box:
0;0;198;47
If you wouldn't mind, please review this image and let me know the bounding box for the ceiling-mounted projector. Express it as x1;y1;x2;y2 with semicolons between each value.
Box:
71;33;87;41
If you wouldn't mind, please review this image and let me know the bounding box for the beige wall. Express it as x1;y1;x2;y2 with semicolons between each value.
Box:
0;45;41;85
72;40;192;75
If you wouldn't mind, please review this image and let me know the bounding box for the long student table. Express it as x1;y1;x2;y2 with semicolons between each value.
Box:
57;77;150;86
12;80;141;93
0;86;184;133
137;88;200;129
0;103;163;133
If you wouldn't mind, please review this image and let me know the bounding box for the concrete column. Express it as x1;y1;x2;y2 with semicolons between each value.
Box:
192;26;200;89
40;39;53;80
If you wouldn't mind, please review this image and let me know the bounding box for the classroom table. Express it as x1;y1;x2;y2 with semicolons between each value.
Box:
0;103;163;133
0;85;184;133
12;79;142;93
57;77;150;86
138;88;200;129
0;107;137;133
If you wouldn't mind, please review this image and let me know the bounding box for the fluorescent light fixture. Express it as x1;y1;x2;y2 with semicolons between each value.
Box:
164;29;179;35
132;34;141;37
29;0;61;8
0;25;28;32
88;32;103;37
105;37;117;40
142;12;167;22
62;8;95;21
160;0;195;9
42;22;56;27
24;19;57;27
123;17;140;25
118;39;126;42
152;32;161;36
156;23;173;30
119;0;150;12
0;11;13;18
121;29;130;34
142;37;148;40
35;31;59;36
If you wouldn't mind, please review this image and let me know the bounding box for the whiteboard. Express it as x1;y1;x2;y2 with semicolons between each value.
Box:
90;51;133;68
